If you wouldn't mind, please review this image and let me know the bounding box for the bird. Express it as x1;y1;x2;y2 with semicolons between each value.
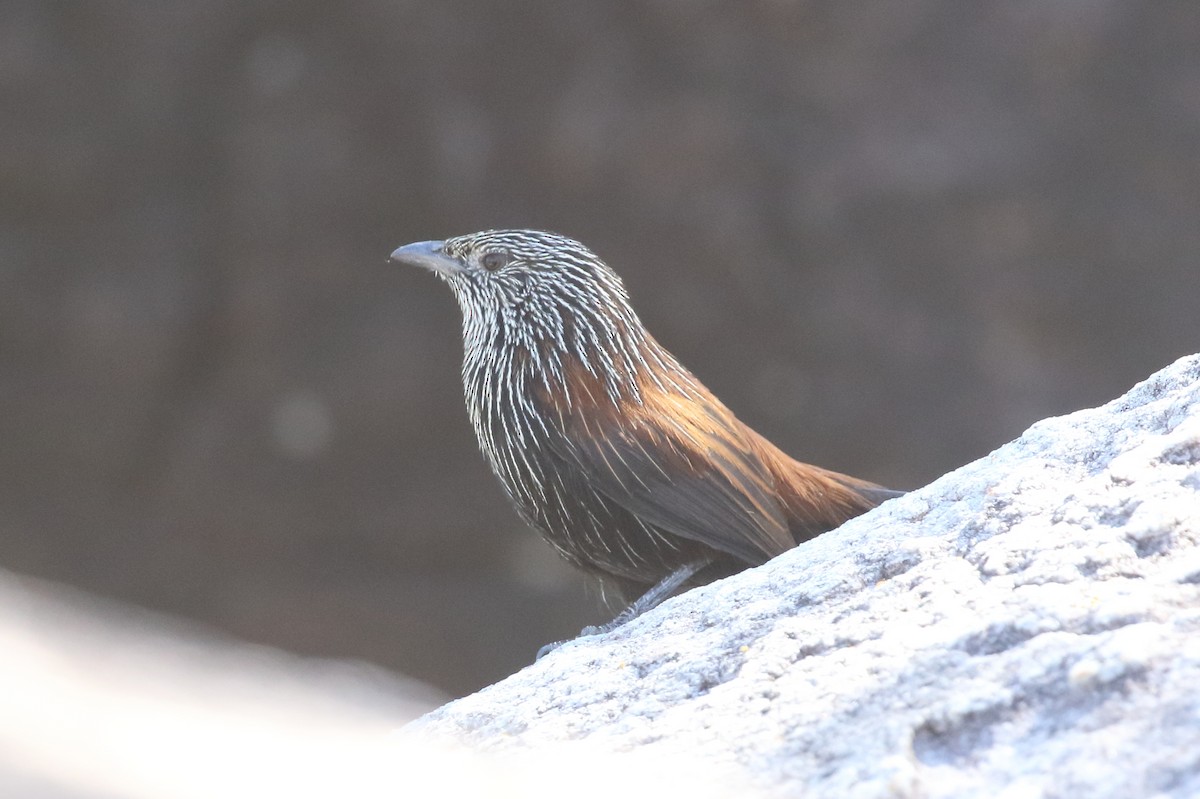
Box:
390;230;902;653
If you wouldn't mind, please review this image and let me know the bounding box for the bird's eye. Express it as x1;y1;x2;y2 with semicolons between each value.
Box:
480;251;509;272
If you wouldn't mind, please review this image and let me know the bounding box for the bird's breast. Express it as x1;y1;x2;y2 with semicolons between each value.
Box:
462;349;704;580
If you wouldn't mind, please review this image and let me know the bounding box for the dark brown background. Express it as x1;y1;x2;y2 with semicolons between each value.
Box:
3;3;1198;698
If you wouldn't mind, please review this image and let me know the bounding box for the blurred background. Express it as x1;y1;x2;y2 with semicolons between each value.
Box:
2;2;1199;700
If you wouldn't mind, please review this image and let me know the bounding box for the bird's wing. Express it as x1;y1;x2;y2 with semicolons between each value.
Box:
546;387;796;565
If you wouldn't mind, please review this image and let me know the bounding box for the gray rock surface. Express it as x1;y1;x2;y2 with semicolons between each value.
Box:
412;354;1200;798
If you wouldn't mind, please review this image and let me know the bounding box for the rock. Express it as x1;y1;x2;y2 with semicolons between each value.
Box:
410;354;1200;798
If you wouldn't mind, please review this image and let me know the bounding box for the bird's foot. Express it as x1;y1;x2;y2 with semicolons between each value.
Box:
533;559;710;661
535;639;568;660
535;617;623;660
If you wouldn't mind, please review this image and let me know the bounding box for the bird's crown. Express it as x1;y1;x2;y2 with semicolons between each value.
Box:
444;229;596;270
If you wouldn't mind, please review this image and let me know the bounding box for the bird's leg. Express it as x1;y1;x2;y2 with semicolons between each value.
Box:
536;559;710;660
582;559;710;636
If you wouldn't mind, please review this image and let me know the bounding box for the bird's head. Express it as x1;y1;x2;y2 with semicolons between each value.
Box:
392;230;656;402
391;229;630;318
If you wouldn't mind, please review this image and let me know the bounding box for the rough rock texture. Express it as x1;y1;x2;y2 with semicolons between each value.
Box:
412;354;1200;798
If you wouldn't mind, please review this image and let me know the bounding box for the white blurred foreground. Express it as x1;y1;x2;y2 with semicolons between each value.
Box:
0;571;753;799
0;570;441;799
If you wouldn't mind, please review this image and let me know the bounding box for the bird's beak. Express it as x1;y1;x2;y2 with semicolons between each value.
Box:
389;240;465;277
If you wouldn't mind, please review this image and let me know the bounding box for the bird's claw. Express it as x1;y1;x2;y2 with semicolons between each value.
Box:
535;623;609;660
535;639;567;660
